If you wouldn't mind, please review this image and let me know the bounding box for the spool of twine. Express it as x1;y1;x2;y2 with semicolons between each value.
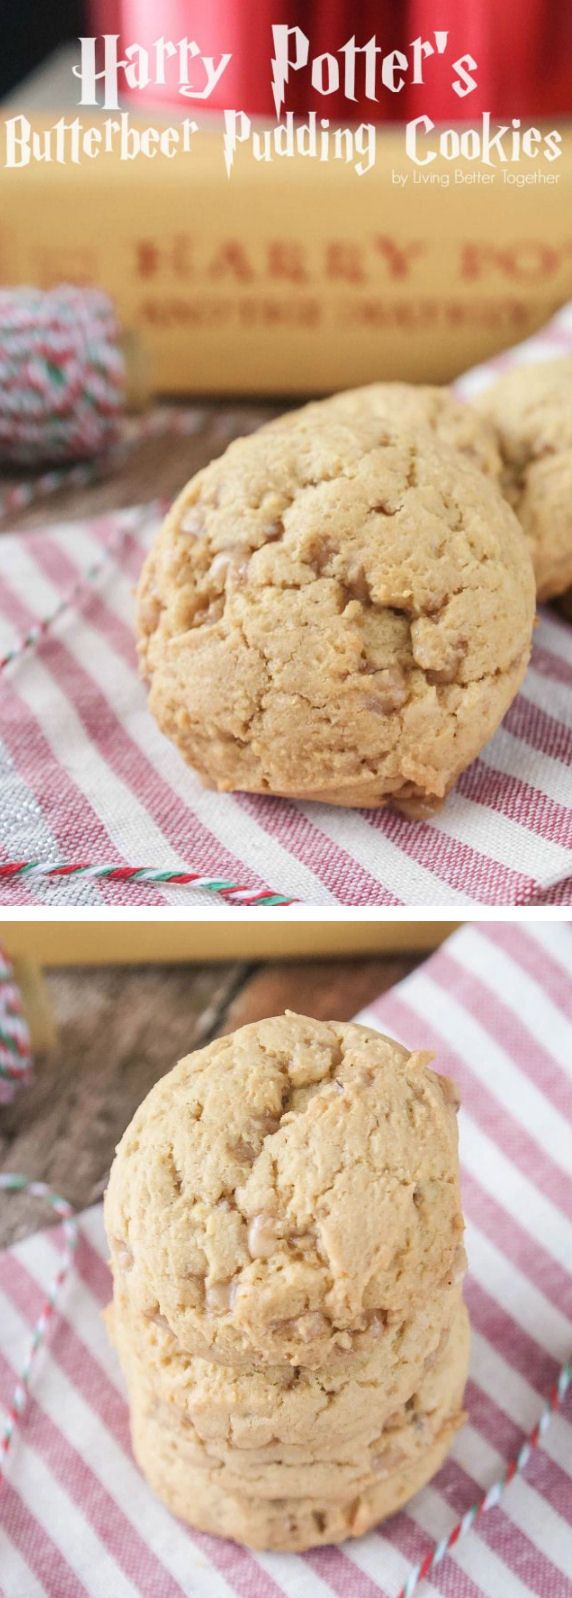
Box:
0;285;138;467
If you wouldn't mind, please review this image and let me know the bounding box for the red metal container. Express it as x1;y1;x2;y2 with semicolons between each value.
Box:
90;0;298;116
89;1;572;120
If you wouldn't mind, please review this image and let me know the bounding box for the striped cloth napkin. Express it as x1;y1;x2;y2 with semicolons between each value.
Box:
1;314;572;906
0;920;571;1597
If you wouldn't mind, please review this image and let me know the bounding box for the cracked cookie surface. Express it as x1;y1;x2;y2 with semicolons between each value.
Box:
104;1013;465;1370
312;381;503;481
136;389;534;810
474;357;572;600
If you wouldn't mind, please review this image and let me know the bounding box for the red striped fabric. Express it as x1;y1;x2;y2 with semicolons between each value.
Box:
0;922;570;1596
1;316;572;905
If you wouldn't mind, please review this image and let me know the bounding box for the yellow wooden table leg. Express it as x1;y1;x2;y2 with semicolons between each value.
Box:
13;957;57;1053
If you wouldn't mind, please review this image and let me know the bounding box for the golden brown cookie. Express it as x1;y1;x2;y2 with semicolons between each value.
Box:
105;1014;465;1370
317;382;502;480
473;357;572;600
107;1280;464;1456
129;1387;467;1552
136;396;535;812
110;1295;468;1505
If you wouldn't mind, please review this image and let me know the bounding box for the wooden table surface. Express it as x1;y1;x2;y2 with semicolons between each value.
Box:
0;400;291;535
0;953;422;1248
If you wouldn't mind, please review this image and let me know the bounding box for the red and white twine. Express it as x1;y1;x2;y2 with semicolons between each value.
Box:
0;1177;78;1475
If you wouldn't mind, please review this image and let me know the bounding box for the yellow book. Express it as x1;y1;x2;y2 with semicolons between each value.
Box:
0;114;570;394
0;922;457;965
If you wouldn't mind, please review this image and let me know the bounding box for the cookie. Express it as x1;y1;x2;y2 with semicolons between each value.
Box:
473;357;572;600
129;1391;467;1552
109;1295;468;1503
107;1281;464;1457
136;396;535;812
105;1013;465;1370
317;382;502;480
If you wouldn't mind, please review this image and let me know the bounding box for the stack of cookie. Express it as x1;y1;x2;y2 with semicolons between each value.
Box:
105;1013;469;1553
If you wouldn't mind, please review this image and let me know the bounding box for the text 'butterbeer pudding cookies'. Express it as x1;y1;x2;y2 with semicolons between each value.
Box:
473;356;572;601
104;1012;470;1552
136;383;535;814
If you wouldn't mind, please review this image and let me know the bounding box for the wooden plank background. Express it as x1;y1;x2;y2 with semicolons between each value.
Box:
0;953;422;1247
0;400;287;534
